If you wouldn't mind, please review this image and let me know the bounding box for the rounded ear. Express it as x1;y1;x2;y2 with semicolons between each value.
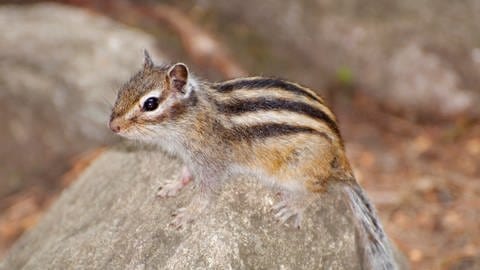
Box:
167;63;189;94
143;49;154;70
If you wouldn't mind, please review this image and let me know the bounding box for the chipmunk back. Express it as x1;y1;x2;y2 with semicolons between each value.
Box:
109;51;398;270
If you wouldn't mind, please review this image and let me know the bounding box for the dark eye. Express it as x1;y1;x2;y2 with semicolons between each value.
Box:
143;97;159;111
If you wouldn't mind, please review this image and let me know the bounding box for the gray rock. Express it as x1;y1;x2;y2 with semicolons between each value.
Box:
386;44;473;115
0;3;164;196
0;145;406;269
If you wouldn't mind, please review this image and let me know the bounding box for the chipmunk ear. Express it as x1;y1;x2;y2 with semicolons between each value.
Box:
167;63;189;94
143;49;154;70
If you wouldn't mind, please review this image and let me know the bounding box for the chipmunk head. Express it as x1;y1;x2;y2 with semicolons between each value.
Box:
109;50;197;140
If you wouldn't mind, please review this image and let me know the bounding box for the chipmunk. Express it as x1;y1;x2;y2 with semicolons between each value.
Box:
109;51;398;270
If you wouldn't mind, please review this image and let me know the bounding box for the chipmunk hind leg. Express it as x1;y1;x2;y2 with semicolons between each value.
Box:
273;185;319;229
271;141;337;228
271;158;331;228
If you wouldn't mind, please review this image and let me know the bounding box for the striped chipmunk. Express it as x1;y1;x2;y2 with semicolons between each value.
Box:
109;51;398;270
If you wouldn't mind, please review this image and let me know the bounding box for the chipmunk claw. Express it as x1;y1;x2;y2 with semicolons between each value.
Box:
273;200;304;229
156;166;193;198
168;194;210;230
157;181;184;198
169;207;194;230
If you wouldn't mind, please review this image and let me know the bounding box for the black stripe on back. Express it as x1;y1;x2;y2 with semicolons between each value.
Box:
212;78;324;104
229;123;330;141
216;97;341;138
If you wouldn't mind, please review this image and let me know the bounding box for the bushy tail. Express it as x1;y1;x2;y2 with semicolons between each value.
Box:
342;183;398;270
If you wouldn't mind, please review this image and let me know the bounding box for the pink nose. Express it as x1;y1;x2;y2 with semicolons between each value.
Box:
109;120;121;133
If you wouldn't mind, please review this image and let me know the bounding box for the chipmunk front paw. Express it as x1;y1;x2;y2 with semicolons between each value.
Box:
168;194;210;230
156;166;193;198
157;181;185;198
169;207;195;230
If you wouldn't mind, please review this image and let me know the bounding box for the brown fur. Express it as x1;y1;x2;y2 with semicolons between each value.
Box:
110;59;353;192
109;57;360;225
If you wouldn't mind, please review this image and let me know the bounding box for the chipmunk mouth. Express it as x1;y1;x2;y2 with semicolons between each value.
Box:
109;113;159;141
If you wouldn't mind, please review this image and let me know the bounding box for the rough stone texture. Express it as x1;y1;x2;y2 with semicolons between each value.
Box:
0;145;406;269
194;0;480;117
0;3;164;197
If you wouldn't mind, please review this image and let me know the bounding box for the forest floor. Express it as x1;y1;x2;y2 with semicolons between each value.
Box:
0;2;479;269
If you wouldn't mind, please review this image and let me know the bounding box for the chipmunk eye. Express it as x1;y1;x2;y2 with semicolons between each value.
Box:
143;97;159;111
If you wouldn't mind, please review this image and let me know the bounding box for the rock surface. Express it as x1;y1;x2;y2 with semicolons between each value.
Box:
0;145;406;269
0;3;164;197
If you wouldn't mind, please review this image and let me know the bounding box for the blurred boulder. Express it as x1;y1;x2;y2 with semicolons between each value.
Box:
196;0;480;117
0;3;163;197
386;43;473;116
0;146;407;269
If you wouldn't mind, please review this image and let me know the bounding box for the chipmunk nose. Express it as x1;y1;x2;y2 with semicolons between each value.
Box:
109;119;121;133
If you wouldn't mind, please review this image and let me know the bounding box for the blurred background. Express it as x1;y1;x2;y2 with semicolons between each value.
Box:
0;0;479;269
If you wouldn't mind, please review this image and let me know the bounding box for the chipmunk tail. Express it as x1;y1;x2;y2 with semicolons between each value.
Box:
342;182;398;270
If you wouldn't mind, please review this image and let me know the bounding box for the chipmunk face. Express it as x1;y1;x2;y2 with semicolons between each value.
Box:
109;51;194;140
